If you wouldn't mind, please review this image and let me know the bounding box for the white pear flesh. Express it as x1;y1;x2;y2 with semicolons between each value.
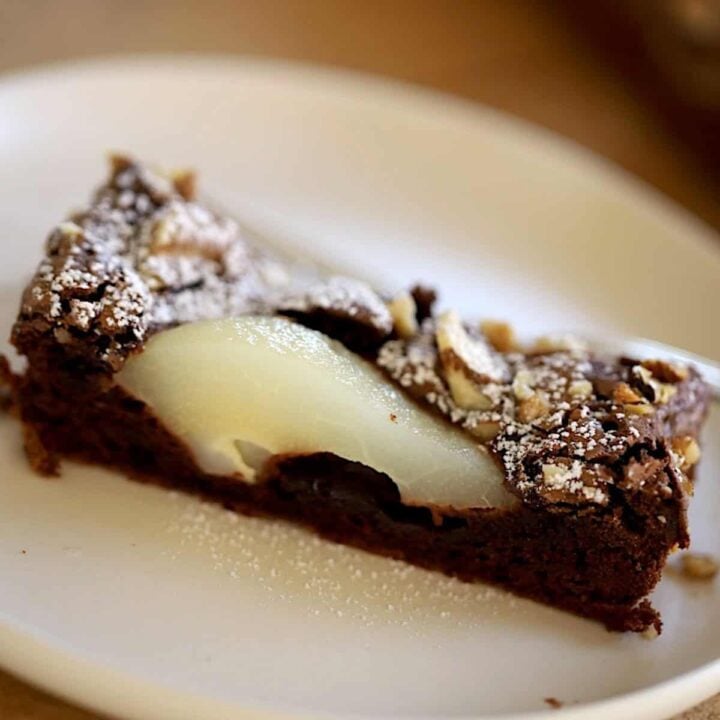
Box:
117;316;512;509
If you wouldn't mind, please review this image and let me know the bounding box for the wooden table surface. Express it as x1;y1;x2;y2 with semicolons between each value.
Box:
0;2;717;718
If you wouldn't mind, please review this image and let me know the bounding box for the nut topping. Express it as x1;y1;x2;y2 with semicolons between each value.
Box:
632;364;678;405
436;311;506;410
436;311;506;382
517;393;550;423
440;355;493;410
530;334;588;354
467;420;501;441
613;382;644;405
387;292;419;339
623;403;655;416
480;320;516;353
671;436;701;470
539;461;610;505
512;369;536;401
568;379;593;399
641;359;688;383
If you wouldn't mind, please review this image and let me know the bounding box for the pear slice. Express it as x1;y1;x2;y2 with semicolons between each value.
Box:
117;316;513;509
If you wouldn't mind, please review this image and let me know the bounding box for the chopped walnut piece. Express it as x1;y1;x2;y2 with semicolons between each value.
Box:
517;394;550;423
633;366;654;399
568;379;593;399
436;311;506;381
387;292;419;339
530;334;588;354
436;311;505;410
624;403;655;416
512;369;535;401
55;220;83;242
613;382;644;404
467;420;501;442
641;359;688;383
480;320;516;352
680;553;719;580
538;461;610;505
440;355;493;410
672;436;701;470
109;152;133;176
542;463;571;484
171;169;196;200
632;365;678;405
144;201;238;259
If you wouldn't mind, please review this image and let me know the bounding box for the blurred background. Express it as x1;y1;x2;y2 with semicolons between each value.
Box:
0;2;718;719
0;0;719;232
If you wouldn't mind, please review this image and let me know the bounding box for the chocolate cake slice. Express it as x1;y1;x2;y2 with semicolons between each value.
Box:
6;157;712;633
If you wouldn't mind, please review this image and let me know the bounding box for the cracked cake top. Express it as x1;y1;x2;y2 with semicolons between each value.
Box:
12;157;709;511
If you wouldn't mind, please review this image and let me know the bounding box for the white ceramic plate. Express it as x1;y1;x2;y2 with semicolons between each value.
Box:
0;57;719;720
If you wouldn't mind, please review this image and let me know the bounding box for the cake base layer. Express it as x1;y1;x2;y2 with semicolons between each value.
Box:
8;353;691;634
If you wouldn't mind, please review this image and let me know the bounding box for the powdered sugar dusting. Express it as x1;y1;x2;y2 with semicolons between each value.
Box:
280;276;393;334
14;156;701;510
378;322;680;506
16;158;396;371
162;494;516;631
16;158;289;369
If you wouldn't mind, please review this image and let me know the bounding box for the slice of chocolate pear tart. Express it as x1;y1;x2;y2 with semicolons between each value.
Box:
5;156;711;633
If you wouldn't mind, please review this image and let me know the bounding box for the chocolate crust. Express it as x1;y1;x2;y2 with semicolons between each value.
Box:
11;157;286;372
7;157;713;633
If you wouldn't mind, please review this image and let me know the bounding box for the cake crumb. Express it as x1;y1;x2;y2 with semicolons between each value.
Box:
680;553;719;581
544;697;563;709
389;413;398;423
22;424;59;476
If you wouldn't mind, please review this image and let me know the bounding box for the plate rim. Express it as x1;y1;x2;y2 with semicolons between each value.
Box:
2;606;719;720
1;54;719;720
